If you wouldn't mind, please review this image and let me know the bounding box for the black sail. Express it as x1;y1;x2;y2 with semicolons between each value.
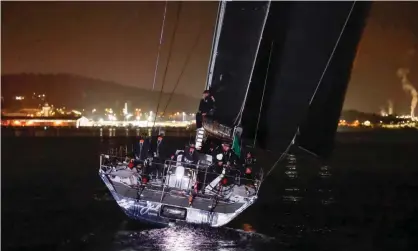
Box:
206;1;270;128
252;1;371;156
297;3;371;158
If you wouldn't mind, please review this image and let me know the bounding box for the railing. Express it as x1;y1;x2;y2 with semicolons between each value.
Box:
100;154;263;203
202;117;233;141
105;145;132;158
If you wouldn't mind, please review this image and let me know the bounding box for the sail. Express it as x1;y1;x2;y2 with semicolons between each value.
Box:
251;2;371;155
206;1;270;128
298;3;371;158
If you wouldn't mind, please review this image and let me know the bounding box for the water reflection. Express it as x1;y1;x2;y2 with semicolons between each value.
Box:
284;154;298;179
110;225;279;251
283;154;303;203
318;165;332;178
317;165;335;205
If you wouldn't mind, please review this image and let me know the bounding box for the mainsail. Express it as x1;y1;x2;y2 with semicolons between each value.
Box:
205;1;270;128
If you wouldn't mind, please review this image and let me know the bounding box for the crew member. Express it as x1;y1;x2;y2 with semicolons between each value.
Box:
215;142;239;169
149;134;168;179
214;142;240;186
196;90;215;128
181;143;199;167
241;151;258;191
202;140;219;155
131;136;151;173
242;152;256;175
134;136;150;161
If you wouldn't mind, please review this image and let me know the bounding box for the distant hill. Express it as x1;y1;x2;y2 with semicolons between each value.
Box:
1;73;200;113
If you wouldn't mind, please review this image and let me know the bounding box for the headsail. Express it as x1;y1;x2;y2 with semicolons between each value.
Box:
251;1;371;157
298;3;371;158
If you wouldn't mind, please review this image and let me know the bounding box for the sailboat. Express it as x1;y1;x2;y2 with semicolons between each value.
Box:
99;1;370;227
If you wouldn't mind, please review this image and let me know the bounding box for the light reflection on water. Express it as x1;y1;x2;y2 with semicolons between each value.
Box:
110;225;278;251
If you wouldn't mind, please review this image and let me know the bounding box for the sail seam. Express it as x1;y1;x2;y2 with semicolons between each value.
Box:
234;1;272;126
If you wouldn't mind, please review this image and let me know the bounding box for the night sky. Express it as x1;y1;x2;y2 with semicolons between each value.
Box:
2;1;418;115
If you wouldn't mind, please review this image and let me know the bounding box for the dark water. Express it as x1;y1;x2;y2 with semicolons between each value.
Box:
2;131;418;251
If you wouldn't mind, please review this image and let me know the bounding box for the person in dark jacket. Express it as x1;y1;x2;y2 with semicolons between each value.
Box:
181;143;200;167
134;136;150;161
202;140;220;156
196;90;215;128
149;134;169;179
214;142;239;168
242;152;257;181
241;151;259;195
132;136;151;174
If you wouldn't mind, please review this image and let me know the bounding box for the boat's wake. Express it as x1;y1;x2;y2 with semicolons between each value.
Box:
109;224;280;251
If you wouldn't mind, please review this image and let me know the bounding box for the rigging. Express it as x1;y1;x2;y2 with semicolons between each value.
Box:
161;23;203;116
152;1;183;129
264;1;357;179
151;0;168;91
253;40;275;148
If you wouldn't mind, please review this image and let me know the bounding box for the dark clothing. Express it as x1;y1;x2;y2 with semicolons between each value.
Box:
134;139;150;161
196;96;215;128
214;148;239;167
198;96;215;115
149;139;169;178
174;147;199;169
181;147;200;166
149;139;169;161
241;156;258;186
242;156;257;173
201;141;220;156
196;113;203;129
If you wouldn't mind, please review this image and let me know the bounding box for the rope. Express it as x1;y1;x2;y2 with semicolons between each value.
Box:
151;0;168;91
152;1;183;129
162;24;203;116
253;40;274;148
264;1;356;179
